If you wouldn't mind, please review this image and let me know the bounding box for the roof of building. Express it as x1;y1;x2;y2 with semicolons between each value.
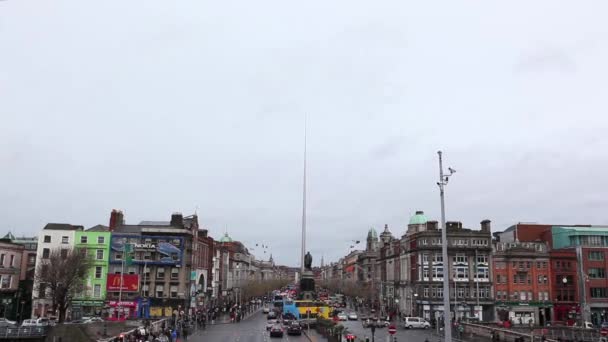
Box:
86;225;110;232
409;211;428;225
553;226;608;234
2;232;15;240
219;233;233;243
138;221;170;226
367;228;378;239
43;223;84;231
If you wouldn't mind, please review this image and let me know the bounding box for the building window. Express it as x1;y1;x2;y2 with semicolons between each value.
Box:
476;255;488;264
423;287;429;297
170;285;178;298
93;284;101;298
28;255;35;264
457;287;465;298
142;284;149;297
81;236;88;244
128;266;136;275
95;266;102;279
433;254;443;263
476;267;489;279
453;254;467;263
156;285;164;297
589;251;604;260
591;288;608;298
38;283;47;298
422;267;429;279
0;275;11;289
42;248;50;259
43;235;51;243
422;254;429;264
157;268;165;279
144;252;151;260
432;266;443;279
96;249;104;260
454;266;469;279
115;253;123;260
62;236;69;244
589;268;606;279
60;249;68;259
171;268;179;280
0;254;4;266
98;236;105;244
419;239;428;246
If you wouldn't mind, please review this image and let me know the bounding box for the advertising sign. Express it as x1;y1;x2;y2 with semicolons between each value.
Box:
107;274;140;292
111;235;183;265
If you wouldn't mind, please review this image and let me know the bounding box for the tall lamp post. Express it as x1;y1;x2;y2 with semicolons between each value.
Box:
437;151;456;342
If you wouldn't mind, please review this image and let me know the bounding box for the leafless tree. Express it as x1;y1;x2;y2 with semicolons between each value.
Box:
35;247;91;323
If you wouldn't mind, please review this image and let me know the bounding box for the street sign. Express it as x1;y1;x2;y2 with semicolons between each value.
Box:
388;325;397;335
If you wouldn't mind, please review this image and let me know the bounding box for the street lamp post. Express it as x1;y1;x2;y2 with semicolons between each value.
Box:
437;151;456;342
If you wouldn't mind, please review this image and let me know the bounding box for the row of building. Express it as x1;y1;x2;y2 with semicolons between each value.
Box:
320;211;608;326
0;210;292;322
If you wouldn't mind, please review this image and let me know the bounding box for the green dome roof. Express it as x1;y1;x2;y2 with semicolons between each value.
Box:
367;228;378;239
409;211;428;225
219;233;233;243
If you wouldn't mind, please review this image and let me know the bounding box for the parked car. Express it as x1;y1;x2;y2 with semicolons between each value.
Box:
403;317;431;329
348;312;358;320
267;311;277;319
84;317;104;323
337;313;348;321
0;318;16;326
21;318;49;327
287;322;302;335
263;307;270;314
269;324;284;338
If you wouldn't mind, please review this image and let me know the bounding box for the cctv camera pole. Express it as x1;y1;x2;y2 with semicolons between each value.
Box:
437;151;452;342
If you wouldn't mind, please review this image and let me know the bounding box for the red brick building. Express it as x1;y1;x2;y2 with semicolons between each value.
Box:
493;241;551;325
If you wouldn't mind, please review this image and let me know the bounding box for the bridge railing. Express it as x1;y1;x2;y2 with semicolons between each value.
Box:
0;326;48;339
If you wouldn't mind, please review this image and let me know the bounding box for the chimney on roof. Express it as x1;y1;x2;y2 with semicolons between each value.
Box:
481;219;491;232
109;209;124;231
171;212;184;227
446;221;462;230
426;220;439;230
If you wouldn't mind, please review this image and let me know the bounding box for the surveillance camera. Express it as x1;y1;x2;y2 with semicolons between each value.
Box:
448;167;456;174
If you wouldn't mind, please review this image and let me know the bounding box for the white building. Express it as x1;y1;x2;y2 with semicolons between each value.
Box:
32;223;83;318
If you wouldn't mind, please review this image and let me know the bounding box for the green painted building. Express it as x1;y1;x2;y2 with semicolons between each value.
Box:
72;225;111;319
552;226;608;249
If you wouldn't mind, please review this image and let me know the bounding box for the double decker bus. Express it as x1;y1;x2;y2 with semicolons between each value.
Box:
288;300;332;320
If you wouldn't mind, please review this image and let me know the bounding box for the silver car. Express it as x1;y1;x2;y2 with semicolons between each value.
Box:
403;317;430;329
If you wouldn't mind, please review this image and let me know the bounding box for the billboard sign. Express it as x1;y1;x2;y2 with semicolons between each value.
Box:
110;235;183;266
107;274;139;292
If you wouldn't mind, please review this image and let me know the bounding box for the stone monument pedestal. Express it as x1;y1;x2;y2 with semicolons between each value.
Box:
300;270;315;300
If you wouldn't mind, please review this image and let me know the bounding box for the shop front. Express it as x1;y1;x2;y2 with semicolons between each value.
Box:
553;304;579;325
590;304;608;326
71;300;105;319
107;300;138;321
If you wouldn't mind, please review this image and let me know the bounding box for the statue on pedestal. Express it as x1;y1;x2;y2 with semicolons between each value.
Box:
304;252;312;270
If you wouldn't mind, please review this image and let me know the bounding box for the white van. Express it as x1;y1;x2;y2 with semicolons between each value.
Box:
403;317;431;329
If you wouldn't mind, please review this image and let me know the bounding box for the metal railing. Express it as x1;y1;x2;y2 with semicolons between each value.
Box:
0;326;48;339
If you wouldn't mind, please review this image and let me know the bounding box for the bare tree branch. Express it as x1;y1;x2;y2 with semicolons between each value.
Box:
35;247;91;323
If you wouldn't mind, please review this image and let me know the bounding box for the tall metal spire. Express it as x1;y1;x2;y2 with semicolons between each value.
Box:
301;115;307;274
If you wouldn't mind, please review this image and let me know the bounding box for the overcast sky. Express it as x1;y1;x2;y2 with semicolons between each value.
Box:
2;1;608;267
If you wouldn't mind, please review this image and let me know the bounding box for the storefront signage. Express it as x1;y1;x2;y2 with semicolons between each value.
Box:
108;301;138;307
134;243;157;250
107;274;139;292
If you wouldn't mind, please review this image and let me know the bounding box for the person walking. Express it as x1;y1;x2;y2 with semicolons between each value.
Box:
182;325;188;341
